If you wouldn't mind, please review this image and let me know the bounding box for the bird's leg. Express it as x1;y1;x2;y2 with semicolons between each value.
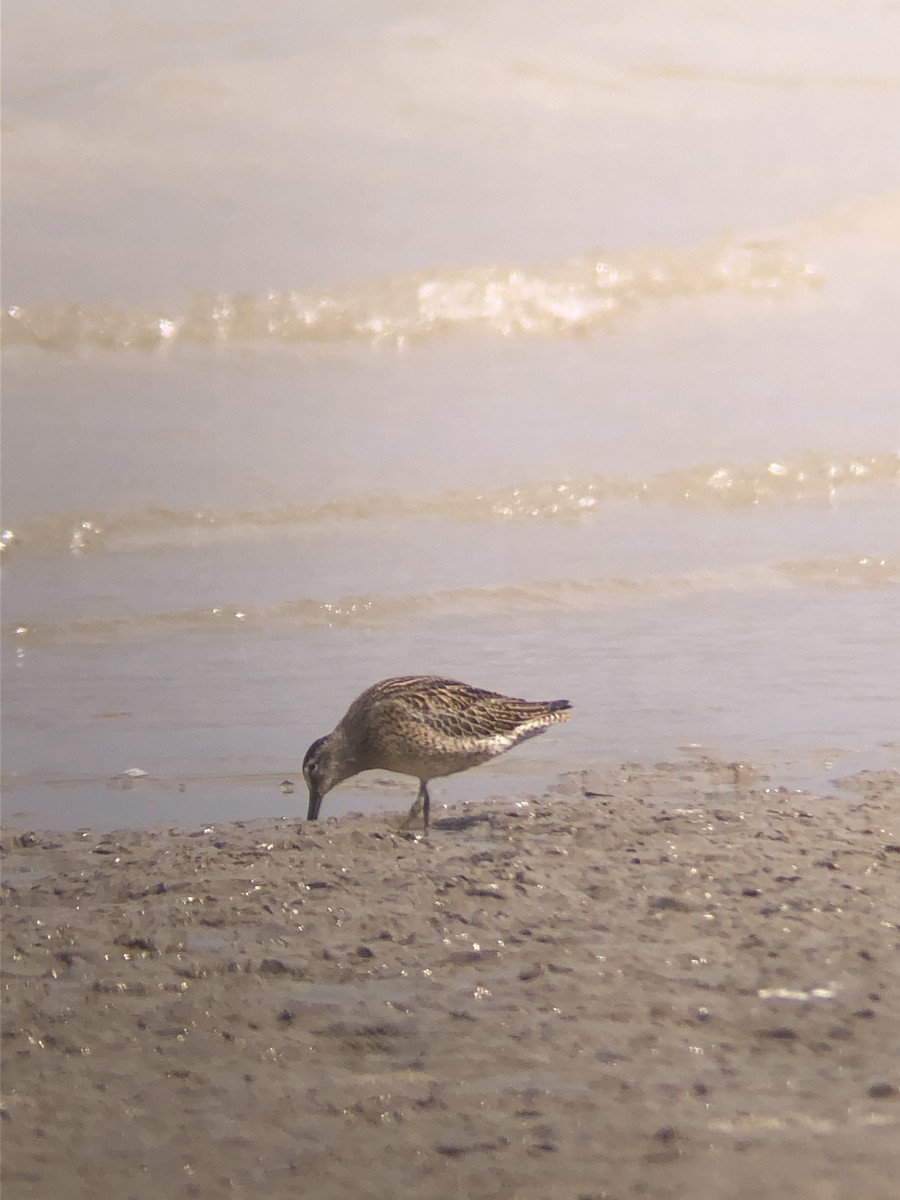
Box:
421;781;431;835
398;781;430;834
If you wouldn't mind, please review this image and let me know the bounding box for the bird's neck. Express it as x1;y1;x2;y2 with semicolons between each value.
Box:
321;726;361;792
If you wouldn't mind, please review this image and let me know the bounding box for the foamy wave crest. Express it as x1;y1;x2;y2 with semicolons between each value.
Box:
7;557;897;644
1;453;895;559
2;239;820;351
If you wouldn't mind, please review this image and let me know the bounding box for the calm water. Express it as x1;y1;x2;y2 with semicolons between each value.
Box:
2;0;898;829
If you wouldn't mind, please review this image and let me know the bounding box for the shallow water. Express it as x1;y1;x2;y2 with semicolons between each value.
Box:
2;1;899;828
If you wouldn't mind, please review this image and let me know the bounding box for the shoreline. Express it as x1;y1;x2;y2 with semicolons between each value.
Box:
2;758;899;1199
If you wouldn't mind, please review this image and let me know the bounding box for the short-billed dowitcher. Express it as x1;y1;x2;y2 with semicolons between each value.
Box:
303;675;572;833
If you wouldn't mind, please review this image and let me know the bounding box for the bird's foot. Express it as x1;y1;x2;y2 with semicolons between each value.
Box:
396;817;429;838
396;810;430;839
396;807;425;834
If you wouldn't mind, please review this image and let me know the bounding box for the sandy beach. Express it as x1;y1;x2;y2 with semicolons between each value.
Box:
2;756;898;1199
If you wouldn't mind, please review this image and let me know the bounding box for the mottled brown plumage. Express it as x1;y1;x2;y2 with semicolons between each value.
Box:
303;675;572;833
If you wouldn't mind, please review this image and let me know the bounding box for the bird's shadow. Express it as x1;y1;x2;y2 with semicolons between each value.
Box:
429;810;495;833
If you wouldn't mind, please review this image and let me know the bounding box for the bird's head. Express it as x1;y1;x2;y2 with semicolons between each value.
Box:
302;733;346;820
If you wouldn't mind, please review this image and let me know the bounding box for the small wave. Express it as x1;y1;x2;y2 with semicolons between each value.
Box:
6;557;896;645
1;453;895;559
2;239;820;352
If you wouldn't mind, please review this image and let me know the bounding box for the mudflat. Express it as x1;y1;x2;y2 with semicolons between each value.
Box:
2;758;898;1200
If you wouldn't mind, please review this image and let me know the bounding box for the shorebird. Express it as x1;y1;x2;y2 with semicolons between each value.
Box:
303;675;572;833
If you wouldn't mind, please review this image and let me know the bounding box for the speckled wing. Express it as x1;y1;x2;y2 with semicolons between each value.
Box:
373;677;571;746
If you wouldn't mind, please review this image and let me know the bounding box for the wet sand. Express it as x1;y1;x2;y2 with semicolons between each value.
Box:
2;757;899;1200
